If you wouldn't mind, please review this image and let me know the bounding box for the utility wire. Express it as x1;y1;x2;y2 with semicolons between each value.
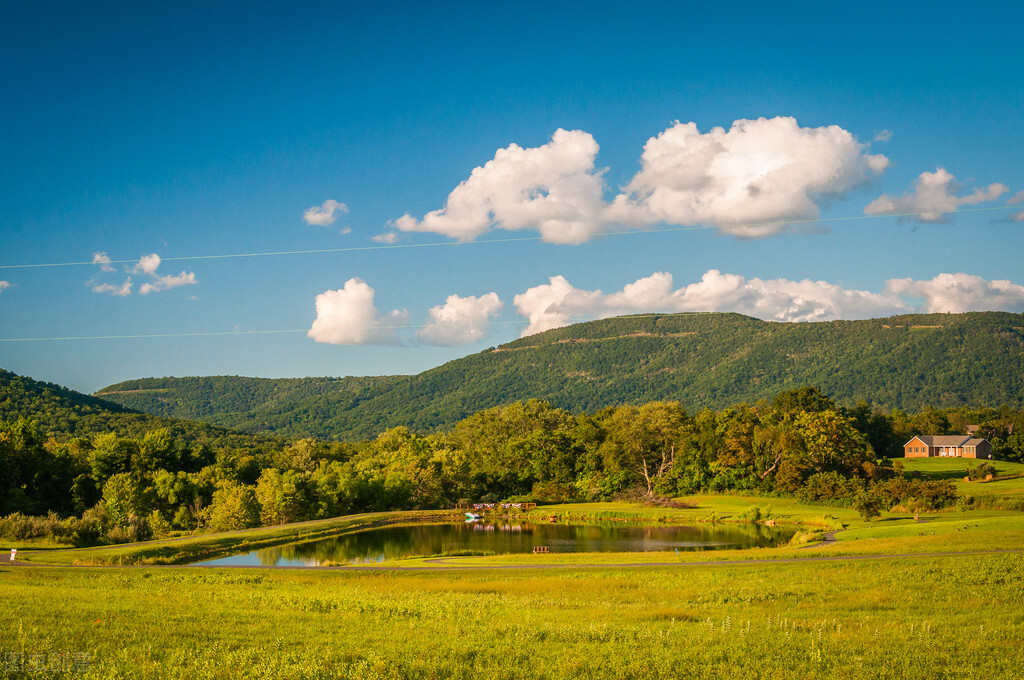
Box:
5;305;1024;343
1;204;1019;270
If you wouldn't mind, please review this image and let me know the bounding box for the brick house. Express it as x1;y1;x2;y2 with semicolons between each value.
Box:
904;435;992;459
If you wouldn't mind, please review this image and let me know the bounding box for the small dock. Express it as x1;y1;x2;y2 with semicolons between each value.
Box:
455;502;537;511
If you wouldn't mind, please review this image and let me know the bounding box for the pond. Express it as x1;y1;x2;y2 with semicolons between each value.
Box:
194;520;794;567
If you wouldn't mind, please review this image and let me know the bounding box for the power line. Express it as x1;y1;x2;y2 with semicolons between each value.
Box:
0;319;532;343
1;204;1019;271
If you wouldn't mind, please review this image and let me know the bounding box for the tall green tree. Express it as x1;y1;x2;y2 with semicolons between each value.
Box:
205;482;260;532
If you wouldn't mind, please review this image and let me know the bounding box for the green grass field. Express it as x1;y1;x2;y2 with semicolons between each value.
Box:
3;550;1023;679
4;473;1024;678
902;457;1024;508
900;457;1024;480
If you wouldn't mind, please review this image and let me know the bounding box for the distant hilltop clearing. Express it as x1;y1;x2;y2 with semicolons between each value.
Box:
95;311;1024;441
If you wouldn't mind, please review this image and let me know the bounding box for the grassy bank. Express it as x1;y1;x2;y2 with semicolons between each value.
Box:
14;511;456;566
12;497;843;567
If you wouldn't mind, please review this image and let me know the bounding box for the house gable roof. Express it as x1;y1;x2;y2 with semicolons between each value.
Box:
904;435;989;447
921;435;973;447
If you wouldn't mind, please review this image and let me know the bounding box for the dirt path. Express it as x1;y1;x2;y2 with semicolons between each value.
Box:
797;530;840;549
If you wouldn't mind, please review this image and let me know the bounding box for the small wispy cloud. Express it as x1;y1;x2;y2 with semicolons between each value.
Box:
92;251;115;272
92;279;133;297
89;252;197;296
1007;189;1024;205
139;271;197;295
303;199;348;226
373;232;399;244
0;281;11;294
874;129;893;142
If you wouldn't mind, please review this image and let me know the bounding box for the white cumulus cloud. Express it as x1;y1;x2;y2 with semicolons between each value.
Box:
133;253;162;276
864;168;1009;222
393;129;609;245
393;118;889;243
514;270;1024;336
394;128;607;244
304;199;349;226
513;270;907;335
512;275;607;335
884;273;1024;313
418;293;504;346
308;278;409;345
608;116;890;238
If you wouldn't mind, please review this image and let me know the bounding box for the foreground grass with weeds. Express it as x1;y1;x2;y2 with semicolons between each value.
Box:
3;551;1024;679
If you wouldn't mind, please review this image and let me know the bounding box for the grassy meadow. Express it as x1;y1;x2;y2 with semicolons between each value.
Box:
3;458;1024;678
3;552;1024;679
902;458;1024;509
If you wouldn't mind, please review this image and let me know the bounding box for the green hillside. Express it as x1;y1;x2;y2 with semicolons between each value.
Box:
94;375;404;429
95;311;1024;441
0;369;270;448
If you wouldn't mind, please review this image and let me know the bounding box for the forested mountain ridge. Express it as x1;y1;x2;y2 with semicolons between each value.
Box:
96;375;404;425
0;368;273;448
94;311;1024;441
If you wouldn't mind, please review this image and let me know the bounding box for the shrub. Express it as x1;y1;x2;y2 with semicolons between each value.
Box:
105;513;151;544
966;461;996;481
642;495;694;509
798;471;860;503
853;491;882;521
738;506;762;523
872;477;958;511
70;506;109;547
0;511;71;542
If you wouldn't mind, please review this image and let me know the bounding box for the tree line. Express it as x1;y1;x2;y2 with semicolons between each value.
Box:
2;387;1023;545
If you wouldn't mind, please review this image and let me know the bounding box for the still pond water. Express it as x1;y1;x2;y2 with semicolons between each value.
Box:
195;521;794;567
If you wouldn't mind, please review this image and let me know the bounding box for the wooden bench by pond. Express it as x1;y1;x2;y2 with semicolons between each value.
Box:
532;546;550;554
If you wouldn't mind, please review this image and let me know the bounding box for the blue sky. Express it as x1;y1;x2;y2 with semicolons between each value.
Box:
2;1;1022;393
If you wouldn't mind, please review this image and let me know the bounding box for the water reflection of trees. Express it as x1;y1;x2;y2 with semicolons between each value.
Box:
251;522;794;566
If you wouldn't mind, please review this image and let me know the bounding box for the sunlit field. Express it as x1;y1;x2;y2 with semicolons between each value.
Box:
902;458;1024;508
3;550;1023;679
